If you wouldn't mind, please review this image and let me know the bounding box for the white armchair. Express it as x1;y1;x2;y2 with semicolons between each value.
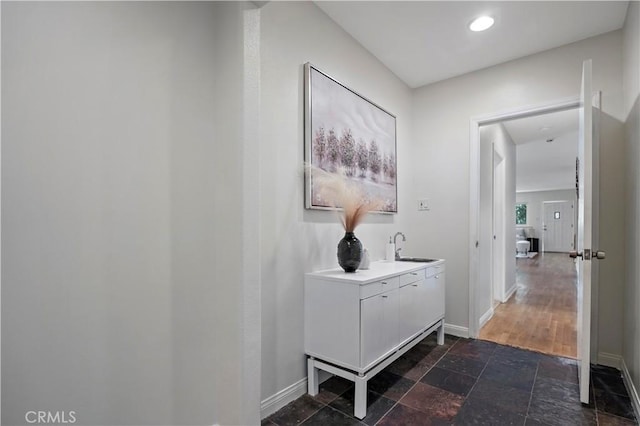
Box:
516;228;530;256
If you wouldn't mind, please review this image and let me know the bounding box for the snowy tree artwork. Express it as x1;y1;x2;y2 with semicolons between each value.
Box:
305;64;397;213
356;139;369;178
326;128;340;172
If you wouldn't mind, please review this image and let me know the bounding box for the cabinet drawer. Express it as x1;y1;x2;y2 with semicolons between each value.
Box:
360;276;399;299
426;264;445;278
399;269;424;286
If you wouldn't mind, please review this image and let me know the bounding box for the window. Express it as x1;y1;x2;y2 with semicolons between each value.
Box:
515;203;527;225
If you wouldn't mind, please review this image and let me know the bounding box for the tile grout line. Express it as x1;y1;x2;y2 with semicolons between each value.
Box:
360;389;391;425
372;348;446;425
524;362;540;424
373;337;459;426
591;368;639;424
373;400;399;425
457;345;497;411
591;370;600;424
271;394;330;426
459;345;538;424
324;403;368;426
404;339;500;424
296;401;326;426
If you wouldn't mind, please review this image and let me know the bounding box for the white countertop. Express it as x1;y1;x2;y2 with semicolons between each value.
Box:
306;259;444;285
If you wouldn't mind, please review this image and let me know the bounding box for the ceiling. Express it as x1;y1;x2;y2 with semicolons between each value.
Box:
315;1;629;88
501;109;578;192
314;1;623;193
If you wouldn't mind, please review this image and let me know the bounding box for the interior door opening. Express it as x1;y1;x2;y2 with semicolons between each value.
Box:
478;107;579;360
470;60;599;405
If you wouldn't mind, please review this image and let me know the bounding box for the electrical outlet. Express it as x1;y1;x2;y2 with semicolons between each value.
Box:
418;199;430;211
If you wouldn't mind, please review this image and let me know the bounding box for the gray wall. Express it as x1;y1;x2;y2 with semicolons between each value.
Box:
411;31;626;360
259;1;413;412
1;2;260;425
479;123;516;317
623;0;640;409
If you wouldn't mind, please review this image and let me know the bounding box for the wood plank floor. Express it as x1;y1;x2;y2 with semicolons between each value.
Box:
479;252;577;359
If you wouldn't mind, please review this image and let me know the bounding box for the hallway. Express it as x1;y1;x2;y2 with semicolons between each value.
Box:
480;252;577;358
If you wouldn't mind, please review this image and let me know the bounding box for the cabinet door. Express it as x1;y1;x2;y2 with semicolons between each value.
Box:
360;288;398;368
399;281;428;343
424;272;445;328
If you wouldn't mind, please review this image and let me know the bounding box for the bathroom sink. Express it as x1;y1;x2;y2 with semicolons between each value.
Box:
397;257;438;263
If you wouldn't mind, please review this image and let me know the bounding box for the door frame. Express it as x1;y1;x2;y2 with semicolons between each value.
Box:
468;96;580;338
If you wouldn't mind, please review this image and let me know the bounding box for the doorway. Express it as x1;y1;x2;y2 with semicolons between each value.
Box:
482;109;578;357
470;101;582;359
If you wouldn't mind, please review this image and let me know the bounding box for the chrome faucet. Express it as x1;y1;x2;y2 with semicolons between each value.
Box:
394;232;406;260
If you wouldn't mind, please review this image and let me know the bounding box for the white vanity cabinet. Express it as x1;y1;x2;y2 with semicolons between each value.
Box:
304;260;445;419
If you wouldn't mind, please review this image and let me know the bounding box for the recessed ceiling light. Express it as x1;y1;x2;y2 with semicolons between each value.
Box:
469;16;494;32
540;126;552;132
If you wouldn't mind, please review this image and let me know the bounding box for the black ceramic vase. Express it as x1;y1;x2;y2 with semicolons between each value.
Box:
337;232;363;273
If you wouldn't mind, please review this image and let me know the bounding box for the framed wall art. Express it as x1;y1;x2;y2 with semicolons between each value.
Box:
304;63;397;213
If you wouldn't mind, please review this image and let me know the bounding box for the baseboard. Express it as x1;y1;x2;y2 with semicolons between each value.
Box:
260;377;307;420
597;352;622;369
479;308;494;329
444;323;469;338
621;358;640;422
503;283;517;302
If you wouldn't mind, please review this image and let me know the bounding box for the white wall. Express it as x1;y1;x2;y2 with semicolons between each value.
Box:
479;128;494;315
516;189;577;245
259;1;413;407
1;3;260;425
479;124;516;317
623;0;640;405
494;125;517;301
516;129;579;193
411;31;626;358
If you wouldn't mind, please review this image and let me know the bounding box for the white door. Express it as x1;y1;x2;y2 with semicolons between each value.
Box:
543;201;575;252
575;59;603;404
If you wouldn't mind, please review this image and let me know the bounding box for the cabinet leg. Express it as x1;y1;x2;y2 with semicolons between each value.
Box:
437;320;445;346
307;358;319;396
354;375;367;420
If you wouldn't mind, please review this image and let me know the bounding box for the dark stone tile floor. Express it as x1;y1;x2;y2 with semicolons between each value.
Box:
263;332;639;425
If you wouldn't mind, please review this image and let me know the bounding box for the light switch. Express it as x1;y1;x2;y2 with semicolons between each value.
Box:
418;199;430;211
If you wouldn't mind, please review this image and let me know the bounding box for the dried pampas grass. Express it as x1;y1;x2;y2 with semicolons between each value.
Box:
306;165;384;232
